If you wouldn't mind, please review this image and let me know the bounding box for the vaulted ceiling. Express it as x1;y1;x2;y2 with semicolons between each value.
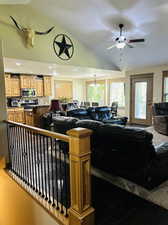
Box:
29;0;168;70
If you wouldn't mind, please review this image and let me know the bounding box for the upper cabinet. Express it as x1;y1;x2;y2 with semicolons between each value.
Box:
36;77;44;97
44;76;52;96
5;74;11;97
5;74;52;97
5;74;20;97
20;75;36;89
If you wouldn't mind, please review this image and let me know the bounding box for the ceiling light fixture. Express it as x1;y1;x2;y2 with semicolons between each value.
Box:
116;42;126;49
53;71;58;76
16;62;21;66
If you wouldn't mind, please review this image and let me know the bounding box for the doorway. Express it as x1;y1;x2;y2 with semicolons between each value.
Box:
130;74;153;125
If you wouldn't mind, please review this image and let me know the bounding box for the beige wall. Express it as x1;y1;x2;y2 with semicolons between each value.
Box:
125;65;168;120
0;5;107;69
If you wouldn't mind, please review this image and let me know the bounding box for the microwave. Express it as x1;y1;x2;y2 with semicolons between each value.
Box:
21;88;36;97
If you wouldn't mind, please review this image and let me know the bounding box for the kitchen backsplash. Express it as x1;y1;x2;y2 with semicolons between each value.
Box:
37;97;50;105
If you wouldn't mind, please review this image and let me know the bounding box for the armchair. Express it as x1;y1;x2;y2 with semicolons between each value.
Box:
152;103;168;135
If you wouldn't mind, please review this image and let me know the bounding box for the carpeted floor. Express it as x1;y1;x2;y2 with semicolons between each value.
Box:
92;176;168;225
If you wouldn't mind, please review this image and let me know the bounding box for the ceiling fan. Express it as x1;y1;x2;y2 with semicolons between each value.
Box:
107;24;145;50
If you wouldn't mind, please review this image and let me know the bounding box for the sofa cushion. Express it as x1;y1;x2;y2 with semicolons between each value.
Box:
53;116;79;134
92;124;156;172
67;108;91;119
75;119;103;131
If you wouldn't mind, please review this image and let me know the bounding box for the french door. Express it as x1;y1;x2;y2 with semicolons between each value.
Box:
130;74;153;125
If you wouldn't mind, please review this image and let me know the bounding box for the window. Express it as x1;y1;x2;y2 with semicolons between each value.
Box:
163;72;168;102
110;82;125;107
86;81;105;105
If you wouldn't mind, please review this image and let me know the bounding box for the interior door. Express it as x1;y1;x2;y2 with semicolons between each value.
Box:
130;74;153;125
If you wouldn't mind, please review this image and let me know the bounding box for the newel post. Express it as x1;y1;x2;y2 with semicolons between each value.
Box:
67;127;95;225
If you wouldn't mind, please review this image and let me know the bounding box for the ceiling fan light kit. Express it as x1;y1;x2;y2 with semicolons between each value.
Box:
108;23;145;50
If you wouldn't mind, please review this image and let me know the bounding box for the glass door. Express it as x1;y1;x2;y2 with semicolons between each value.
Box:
131;75;153;125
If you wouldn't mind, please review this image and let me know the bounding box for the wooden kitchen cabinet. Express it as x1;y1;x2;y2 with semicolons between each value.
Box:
24;111;34;126
36;78;44;97
10;77;20;96
5;74;11;97
20;75;36;89
44;76;52;96
5;74;20;97
7;108;24;123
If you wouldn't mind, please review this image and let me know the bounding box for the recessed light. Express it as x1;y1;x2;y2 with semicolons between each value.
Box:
16;62;21;66
53;71;58;76
48;66;53;69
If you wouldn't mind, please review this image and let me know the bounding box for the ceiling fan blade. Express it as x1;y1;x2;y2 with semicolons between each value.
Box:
129;39;145;43
107;44;117;50
126;43;134;48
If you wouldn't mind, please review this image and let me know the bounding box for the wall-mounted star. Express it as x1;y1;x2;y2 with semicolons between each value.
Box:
53;34;74;60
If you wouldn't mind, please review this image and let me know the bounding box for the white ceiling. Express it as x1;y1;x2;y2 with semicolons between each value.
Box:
29;0;168;71
4;57;124;79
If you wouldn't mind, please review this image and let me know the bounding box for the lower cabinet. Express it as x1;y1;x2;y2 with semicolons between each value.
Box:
7;108;24;123
24;111;34;126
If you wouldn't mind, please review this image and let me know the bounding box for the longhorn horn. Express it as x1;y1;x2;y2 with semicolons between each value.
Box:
10;16;23;31
35;26;55;35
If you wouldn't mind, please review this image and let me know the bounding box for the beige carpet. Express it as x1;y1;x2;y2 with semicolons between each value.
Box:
146;126;168;146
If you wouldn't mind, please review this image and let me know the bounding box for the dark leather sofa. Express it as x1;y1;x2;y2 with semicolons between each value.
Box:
67;106;128;125
53;116;168;190
152;102;168;135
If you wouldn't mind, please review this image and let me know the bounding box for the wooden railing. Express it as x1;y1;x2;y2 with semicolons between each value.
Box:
4;120;94;225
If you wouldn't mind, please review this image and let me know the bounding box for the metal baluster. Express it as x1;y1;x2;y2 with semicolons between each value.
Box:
30;131;35;190
43;136;48;200
50;138;55;207
34;133;38;193
59;141;64;214
37;134;42;195
46;137;51;204
13;127;18;175
6;124;12;170
39;134;44;198
24;128;29;184
63;147;69;217
54;139;59;210
11;126;16;173
26;130;31;186
17;126;23;179
20;127;26;182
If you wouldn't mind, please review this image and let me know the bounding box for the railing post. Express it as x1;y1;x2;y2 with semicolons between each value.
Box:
67;127;95;225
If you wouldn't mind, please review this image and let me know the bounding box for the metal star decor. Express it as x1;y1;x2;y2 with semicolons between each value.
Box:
53;34;74;60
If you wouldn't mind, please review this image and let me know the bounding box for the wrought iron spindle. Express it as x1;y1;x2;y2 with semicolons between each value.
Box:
17;126;23;179
6;124;12;170
24;128;29;184
63;148;69;217
39;134;45;198
20;127;26;183
43;136;48;200
54;139;59;210
50;137;55;207
26;130;31;186
59;141;64;214
30;131;35;190
46;137;51;204
13;126;19;176
34;133;38;193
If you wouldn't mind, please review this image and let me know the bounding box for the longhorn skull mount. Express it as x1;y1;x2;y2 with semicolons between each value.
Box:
10;16;55;48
